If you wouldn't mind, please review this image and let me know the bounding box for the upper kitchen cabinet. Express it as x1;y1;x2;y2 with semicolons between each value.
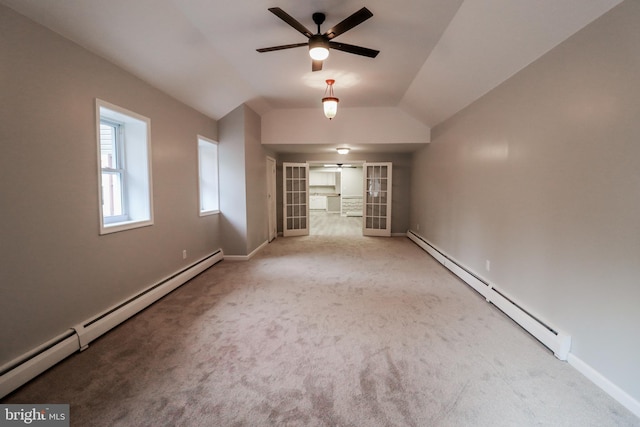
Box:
310;171;336;186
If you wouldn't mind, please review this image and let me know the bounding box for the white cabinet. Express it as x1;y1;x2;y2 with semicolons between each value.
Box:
325;173;336;186
310;171;336;186
310;195;327;210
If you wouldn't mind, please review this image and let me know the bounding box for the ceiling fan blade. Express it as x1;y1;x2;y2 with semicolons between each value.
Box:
257;42;308;53
329;41;379;58
268;7;314;38
312;60;323;72
323;7;373;40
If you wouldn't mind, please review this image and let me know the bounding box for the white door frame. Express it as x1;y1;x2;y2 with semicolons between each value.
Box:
266;156;277;242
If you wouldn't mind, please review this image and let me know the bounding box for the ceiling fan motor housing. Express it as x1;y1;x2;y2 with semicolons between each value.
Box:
312;12;326;27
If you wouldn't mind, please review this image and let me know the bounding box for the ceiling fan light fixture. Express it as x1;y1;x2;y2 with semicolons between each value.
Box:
308;35;329;60
322;79;339;120
336;148;350;155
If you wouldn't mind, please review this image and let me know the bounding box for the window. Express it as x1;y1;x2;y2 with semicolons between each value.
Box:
197;136;219;215
100;119;126;223
96;99;153;234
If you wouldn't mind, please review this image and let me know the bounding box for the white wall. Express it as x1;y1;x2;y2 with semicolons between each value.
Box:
341;167;364;197
262;107;431;145
410;0;640;408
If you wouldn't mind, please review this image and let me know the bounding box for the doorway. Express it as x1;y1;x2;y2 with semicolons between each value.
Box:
282;161;393;237
308;162;363;236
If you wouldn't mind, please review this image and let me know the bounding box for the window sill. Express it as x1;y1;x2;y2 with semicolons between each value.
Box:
199;210;220;217
100;218;153;235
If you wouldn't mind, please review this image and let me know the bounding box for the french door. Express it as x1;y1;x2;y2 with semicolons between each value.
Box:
283;162;309;237
363;162;392;237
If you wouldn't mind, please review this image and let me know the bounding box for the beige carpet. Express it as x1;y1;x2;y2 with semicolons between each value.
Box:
3;236;638;426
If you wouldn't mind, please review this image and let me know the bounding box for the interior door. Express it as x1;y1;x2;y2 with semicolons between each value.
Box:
363;162;392;237
266;156;277;242
283;162;309;237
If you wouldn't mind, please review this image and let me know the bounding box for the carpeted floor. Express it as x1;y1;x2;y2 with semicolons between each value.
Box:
3;236;638;426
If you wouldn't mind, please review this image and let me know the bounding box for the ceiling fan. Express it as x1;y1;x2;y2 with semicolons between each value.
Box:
257;7;380;71
324;164;356;168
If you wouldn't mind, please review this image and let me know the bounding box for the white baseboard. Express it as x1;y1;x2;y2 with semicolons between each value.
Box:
0;249;223;399
0;334;78;400
406;230;639;420
568;354;640;419
406;230;570;360
224;240;268;261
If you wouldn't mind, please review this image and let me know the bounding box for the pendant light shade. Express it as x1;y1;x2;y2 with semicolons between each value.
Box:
322;79;339;120
323;98;338;119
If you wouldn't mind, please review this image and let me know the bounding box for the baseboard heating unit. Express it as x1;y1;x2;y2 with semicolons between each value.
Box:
0;249;224;399
406;230;571;361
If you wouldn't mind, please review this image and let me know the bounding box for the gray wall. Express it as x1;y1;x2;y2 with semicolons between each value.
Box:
410;1;640;402
218;105;271;256
244;106;270;254
218;106;248;256
277;152;412;235
0;6;222;365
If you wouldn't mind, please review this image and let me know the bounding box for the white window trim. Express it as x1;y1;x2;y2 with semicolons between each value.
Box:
96;99;154;234
197;135;220;216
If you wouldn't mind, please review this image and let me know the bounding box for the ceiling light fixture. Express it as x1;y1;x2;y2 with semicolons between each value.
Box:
336;147;350;155
308;35;330;61
322;79;339;120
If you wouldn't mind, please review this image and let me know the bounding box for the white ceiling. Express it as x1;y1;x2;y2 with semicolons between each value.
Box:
2;0;622;130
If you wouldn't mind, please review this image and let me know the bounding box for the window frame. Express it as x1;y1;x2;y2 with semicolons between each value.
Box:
96;99;154;235
197;135;220;216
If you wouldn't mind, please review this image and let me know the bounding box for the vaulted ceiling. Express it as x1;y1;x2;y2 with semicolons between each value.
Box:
1;0;622;129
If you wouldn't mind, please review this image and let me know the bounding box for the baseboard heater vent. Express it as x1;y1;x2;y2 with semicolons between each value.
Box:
0;249;224;399
407;231;571;361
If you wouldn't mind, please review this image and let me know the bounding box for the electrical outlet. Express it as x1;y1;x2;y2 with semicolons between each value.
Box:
182;249;187;259
486;260;491;271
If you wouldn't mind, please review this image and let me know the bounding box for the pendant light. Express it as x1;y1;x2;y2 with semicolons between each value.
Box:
322;79;339;120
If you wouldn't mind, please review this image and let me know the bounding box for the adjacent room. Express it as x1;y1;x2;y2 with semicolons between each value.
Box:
1;0;639;425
